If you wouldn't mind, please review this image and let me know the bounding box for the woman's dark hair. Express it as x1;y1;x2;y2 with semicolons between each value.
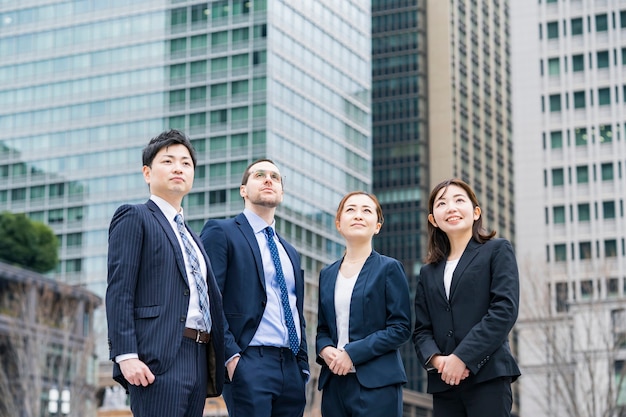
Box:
424;178;496;264
142;129;197;168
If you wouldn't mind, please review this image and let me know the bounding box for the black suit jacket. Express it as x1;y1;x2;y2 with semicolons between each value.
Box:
412;238;521;393
106;200;225;397
200;213;309;375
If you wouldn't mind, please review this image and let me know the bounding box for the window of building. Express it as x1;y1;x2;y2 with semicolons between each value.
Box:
66;258;82;273
597;51;610;68
66;233;82;247
49;209;64;224
548;57;560;75
231;106;248;122
575;127;587;145
189;112;206;128
171;7;187;27
595;14;608;32
550;131;563;148
603;201;616;219
547;21;559;39
169;89;185;105
11;188;26;201
576;165;589;183
232;80;249;95
571;17;583;35
607;278;619;296
67;207;83;222
212;31;228;47
232;53;249;69
573;91;586;108
615;361;626;404
191;35;207;50
209;189;226;204
581;279;593;297
211;57;228;74
578;203;591;221
552;168;565;186
598;88;611;105
170;38;186;54
30;185;45;200
210;83;227;98
253;77;267;91
553;206;566;224
190;86;206;102
572;54;584;71
191;4;208;23
599;124;612;142
555;281;568;312
212;1;229;20
233;0;251;15
605;239;618;257
190;60;207;76
579;242;592;259
622;47;626;65
210;109;227;125
601;162;614;181
170;63;186;81
549;94;561;112
232;28;249;43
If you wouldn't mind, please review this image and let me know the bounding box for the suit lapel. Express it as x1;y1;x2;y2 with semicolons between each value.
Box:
145;200;188;284
324;261;341;337
235;213;266;290
449;239;481;300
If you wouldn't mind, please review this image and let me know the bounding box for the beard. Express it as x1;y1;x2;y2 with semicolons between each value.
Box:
248;193;281;208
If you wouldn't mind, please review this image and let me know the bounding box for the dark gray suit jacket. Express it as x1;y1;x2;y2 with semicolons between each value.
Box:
413;238;521;393
106;200;225;397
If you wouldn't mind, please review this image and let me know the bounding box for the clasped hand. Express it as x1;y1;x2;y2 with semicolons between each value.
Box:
320;346;353;376
432;354;470;386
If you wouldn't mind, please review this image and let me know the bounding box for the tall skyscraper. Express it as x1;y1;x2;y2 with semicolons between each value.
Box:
0;0;371;410
512;1;626;416
372;0;515;400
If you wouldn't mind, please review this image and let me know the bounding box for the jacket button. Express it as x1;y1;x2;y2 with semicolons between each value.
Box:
180;316;186;322
184;289;190;296
447;330;453;337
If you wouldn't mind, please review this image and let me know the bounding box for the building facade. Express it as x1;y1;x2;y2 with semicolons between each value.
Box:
0;0;371;412
372;1;515;412
0;261;101;417
512;0;626;416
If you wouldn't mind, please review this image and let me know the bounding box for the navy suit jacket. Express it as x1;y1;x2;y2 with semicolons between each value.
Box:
316;251;411;390
106;200;225;397
412;238;521;393
200;213;309;375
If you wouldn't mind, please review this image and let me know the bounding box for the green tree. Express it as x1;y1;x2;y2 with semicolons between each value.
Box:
0;211;58;273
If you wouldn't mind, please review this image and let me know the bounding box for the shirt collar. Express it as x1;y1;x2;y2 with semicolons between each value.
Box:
150;195;182;221
243;208;275;235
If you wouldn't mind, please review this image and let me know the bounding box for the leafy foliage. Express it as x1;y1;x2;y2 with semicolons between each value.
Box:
0;211;58;273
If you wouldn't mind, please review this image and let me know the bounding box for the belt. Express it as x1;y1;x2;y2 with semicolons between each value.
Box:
183;327;211;344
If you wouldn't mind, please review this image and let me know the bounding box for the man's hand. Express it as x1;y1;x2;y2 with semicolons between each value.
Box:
226;356;240;381
119;358;155;386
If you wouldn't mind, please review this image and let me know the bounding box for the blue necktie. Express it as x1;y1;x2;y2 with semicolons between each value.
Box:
264;226;300;355
174;214;212;332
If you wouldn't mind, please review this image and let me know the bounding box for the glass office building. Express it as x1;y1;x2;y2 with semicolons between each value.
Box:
0;0;371;406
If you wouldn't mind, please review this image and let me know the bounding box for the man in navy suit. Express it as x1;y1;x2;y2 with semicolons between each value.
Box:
200;158;308;417
106;130;224;417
